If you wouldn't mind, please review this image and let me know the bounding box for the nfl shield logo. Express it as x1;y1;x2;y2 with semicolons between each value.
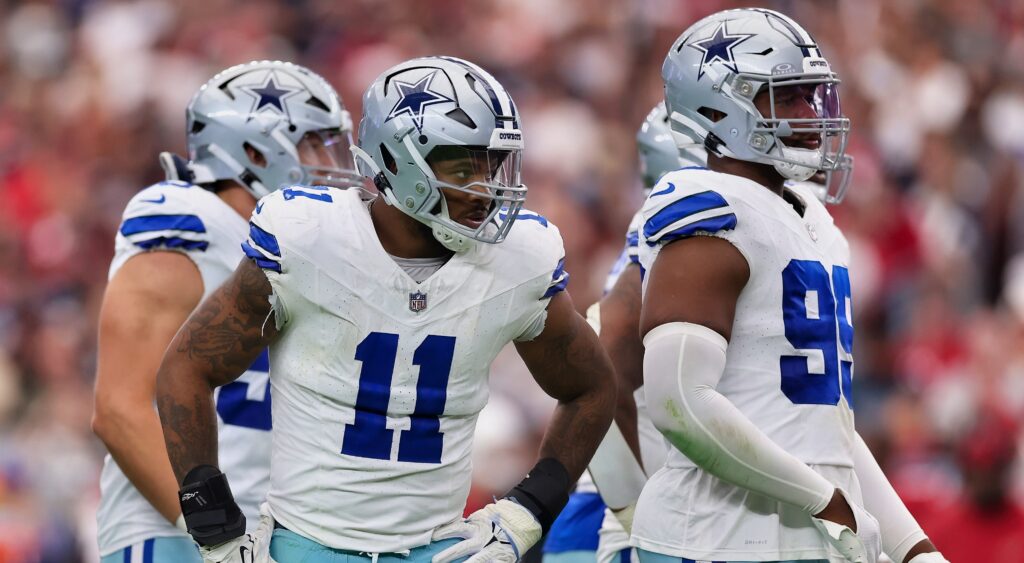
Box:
409;291;428;313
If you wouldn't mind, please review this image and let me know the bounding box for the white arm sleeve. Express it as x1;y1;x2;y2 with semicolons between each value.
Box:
588;420;648;509
643;322;834;514
852;432;929;563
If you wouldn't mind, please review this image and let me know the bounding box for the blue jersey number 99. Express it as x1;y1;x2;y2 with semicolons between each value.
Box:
216;349;273;430
780;260;854;407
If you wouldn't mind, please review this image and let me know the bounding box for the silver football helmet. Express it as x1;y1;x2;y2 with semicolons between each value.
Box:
353;56;527;253
185;60;360;198
662;8;852;203
637;102;706;191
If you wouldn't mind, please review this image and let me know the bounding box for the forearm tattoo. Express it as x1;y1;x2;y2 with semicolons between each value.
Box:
157;258;279;481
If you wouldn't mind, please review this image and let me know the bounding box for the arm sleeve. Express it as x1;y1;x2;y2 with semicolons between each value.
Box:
853;433;929;563
643;321;834;514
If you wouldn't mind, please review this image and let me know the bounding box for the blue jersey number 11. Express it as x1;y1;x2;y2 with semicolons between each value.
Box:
341;332;456;464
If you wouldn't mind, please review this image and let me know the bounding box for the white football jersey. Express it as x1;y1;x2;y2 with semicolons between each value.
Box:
242;187;568;553
97;181;272;556
632;169;860;561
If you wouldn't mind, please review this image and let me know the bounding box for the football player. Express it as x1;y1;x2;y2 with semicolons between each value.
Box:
154;56;617;563
632;8;947;563
92;60;360;563
544;103;703;563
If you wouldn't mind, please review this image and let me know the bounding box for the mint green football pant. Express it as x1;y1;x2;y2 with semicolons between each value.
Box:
270;528;466;563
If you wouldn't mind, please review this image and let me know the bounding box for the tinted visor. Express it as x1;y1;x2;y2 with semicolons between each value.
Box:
299;128;362;188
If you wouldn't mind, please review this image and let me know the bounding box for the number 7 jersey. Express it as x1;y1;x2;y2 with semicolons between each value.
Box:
633;168;860;561
242;187;568;553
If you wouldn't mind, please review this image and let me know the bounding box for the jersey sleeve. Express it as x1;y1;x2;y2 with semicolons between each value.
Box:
506;210;569;341
117;183;211;252
240;186;338;327
110;182;217;280
640;182;737;247
626;209;642;265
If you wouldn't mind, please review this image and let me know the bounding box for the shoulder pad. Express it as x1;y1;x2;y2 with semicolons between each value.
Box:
502;208;568;300
641;169;737;247
118;182;213;252
243;185;350;274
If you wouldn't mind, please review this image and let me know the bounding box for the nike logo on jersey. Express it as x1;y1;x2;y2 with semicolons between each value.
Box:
651;182;676;197
256;202;265;214
141;194;166;204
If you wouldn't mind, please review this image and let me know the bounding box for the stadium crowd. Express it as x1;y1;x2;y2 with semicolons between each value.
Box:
1;0;1024;560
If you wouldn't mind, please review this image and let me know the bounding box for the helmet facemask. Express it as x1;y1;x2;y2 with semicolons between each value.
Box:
749;72;851;203
724;70;852;204
421;144;526;249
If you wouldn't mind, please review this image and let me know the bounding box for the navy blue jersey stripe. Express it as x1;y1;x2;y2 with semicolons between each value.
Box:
648;213;737;245
142;539;154;563
242;241;282;272
133;236;209;251
249;348;270;372
643;190;729;239
121;214;206;236
248;222;281;256
542;274;570;299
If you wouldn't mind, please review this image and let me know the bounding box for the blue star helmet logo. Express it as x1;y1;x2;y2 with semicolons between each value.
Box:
691;21;755;80
386;71;455;133
244;75;298;115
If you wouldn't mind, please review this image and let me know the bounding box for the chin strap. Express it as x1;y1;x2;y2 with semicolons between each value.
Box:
159;152;195;183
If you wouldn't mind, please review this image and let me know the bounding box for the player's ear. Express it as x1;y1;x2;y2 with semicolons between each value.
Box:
698;107;726;123
244;142;268;168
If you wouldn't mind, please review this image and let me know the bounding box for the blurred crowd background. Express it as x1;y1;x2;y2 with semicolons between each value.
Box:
2;0;1024;561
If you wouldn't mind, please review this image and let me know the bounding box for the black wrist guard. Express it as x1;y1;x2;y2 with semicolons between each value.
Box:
503;457;571;533
179;465;246;547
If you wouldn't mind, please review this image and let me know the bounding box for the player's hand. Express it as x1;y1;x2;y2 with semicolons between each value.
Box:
810;489;881;563
430;499;542;563
198;503;275;563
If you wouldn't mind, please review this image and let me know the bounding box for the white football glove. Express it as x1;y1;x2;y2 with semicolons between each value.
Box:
810;490;881;563
431;499;542;563
906;553;950;563
199;503;275;563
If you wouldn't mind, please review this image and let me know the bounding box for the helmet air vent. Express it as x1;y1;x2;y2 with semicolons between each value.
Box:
445;108;477;129
305;95;330;112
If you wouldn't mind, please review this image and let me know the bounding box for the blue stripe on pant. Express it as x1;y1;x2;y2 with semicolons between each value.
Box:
101;537;200;563
636;548;828;563
270;528;466;563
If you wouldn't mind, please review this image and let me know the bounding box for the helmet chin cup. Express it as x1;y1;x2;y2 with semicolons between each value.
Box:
431;222;473;253
772;143;820;182
430;197;474;253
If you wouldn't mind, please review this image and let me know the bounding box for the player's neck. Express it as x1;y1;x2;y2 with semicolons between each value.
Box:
214;183;258;218
709;154;786;196
369;197;453;259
